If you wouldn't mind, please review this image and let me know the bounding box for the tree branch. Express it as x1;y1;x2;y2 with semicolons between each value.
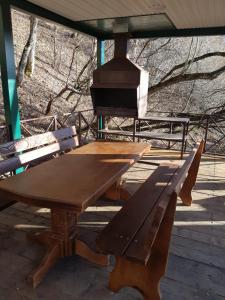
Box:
150;63;225;94
161;51;225;82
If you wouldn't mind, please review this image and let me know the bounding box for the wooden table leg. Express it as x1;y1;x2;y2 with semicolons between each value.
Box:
27;208;108;287
75;239;109;266
27;238;61;288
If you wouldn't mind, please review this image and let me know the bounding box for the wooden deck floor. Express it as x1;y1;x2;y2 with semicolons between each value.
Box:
0;149;225;300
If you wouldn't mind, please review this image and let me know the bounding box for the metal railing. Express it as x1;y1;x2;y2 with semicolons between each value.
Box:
0;109;224;155
0;109;98;146
94;111;225;155
59;109;97;144
152;111;225;154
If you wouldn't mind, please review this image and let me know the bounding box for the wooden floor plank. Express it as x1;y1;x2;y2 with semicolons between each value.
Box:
170;235;225;269
166;254;225;297
172;226;225;249
161;277;225;300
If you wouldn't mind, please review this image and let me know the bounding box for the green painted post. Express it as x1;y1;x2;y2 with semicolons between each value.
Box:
97;39;105;139
0;1;21;141
97;39;105;67
0;1;23;173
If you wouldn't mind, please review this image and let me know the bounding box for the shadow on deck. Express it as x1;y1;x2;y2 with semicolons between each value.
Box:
0;149;225;299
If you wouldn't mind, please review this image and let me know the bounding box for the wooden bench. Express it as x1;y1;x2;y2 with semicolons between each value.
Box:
98;115;189;159
96;141;204;300
0;126;79;210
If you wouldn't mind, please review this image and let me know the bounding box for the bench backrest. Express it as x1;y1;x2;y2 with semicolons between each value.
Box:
0;126;79;175
177;140;204;205
97;140;204;264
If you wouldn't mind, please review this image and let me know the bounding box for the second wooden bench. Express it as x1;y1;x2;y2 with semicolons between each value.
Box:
0;126;79;210
96;141;204;300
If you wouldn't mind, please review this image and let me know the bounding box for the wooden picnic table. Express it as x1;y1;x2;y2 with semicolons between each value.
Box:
0;141;149;287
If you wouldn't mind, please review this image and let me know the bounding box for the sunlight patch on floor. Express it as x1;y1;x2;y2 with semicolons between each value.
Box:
174;221;225;226
14;224;47;229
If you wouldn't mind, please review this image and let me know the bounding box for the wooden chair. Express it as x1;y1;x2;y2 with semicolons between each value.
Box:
0;126;79;210
96;141;204;300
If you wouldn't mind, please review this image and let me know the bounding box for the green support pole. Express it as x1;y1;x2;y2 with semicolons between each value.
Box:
97;39;105;67
97;39;105;139
0;1;21;141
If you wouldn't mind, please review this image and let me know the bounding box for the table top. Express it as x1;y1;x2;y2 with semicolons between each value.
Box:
0;141;149;212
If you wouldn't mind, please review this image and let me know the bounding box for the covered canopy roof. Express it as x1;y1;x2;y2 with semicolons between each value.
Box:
10;0;225;39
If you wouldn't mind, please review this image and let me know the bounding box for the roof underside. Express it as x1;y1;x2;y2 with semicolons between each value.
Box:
11;0;225;39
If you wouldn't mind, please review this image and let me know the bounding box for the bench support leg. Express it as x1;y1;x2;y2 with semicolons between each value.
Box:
109;193;177;300
179;140;204;206
110;257;161;300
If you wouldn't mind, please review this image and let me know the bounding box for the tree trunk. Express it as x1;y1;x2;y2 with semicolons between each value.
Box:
17;16;38;86
25;17;38;77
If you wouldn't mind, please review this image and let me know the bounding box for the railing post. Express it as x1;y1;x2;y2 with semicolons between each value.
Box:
204;115;209;153
78;111;82;145
185;120;189;152
133;118;136;142
168;112;173;149
181;123;186;159
54;115;58;130
137;119;141;142
97;39;105;139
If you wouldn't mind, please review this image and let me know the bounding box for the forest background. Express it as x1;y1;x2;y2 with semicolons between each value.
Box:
1;10;225;152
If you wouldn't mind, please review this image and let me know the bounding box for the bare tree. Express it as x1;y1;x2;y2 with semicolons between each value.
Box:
45;38;97;115
17;16;38;86
149;51;225;94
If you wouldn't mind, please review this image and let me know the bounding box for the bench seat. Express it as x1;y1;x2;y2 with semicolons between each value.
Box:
140;116;190;124
136;131;184;141
99;129;184;142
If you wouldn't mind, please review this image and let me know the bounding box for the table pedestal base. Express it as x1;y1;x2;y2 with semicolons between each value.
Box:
27;208;108;288
104;178;131;201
